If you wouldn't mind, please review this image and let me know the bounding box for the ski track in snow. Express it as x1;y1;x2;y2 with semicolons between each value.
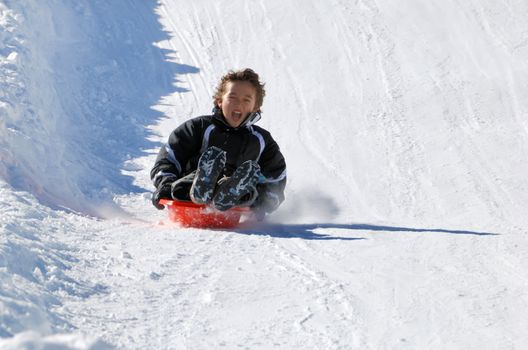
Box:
2;0;528;349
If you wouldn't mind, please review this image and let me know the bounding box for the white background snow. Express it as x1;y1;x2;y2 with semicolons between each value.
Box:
1;0;528;349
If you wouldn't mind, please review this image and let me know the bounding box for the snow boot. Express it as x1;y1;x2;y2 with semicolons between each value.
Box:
190;146;226;204
212;160;261;211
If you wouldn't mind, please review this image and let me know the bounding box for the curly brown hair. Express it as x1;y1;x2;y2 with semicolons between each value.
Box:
213;68;266;113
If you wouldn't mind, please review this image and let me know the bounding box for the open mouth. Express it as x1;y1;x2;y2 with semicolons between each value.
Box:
232;111;243;120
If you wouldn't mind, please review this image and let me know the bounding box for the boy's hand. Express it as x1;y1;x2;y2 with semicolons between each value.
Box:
151;184;172;210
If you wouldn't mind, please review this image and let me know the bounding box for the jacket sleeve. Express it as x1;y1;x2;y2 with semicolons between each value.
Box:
150;119;202;189
255;133;287;213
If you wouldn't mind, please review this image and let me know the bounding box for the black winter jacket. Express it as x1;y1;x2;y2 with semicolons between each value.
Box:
151;110;287;213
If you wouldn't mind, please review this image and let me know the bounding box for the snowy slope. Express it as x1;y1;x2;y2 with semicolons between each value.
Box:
1;0;528;349
155;0;528;229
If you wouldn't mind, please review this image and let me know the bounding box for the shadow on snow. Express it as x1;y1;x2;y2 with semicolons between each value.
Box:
344;223;499;236
234;222;498;240
38;2;199;213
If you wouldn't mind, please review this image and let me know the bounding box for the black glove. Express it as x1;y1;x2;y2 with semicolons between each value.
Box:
151;184;172;210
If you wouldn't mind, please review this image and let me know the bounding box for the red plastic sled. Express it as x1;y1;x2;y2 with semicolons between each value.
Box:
159;199;250;228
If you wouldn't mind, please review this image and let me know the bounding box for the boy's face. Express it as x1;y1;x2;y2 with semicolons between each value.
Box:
217;80;257;128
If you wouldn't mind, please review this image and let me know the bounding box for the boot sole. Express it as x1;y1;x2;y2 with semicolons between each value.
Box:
213;161;260;211
190;147;226;204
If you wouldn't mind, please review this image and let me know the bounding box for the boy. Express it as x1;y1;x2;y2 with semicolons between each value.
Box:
150;68;286;219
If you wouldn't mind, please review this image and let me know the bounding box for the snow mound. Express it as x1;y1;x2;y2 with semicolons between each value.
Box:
0;331;112;350
0;1;197;217
0;182;109;341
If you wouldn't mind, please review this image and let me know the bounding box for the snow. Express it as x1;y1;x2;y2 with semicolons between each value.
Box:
1;0;528;349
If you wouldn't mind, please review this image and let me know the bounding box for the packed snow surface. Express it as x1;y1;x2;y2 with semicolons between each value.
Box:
1;0;528;349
